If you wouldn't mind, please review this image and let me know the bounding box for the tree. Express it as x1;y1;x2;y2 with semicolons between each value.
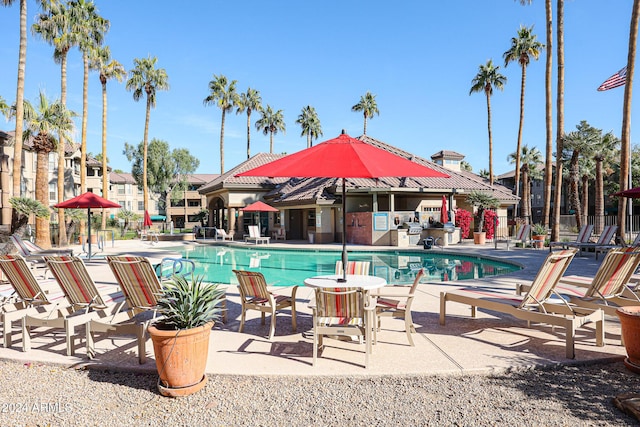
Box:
203;74;237;173
19;91;75;248
9;197;50;238
0;96;8;116
593;132;619;233
90;46;125;229
117;209;140;236
124;138;199;213
469;59;506;185
296;105;323;148
552;0;566;242
466;191;500;233
508;145;542;224
503;25;544;208
235;88;262;159
126;55;170;214
461;161;473;172
618;0;640;241
255;105;286;153
351;91;379;135
33;0;79;246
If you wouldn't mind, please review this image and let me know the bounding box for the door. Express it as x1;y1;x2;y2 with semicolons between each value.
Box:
289;210;303;240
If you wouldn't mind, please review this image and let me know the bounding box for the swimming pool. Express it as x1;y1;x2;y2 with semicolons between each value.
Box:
181;246;520;287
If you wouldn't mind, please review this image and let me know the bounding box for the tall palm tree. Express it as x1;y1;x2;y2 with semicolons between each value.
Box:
296;105;323;148
203;74;238;173
351;91;379;135
20;92;74;248
126;55;169;213
619;0;640;241
255;105;286;153
503;25;544;207
508;145;542;224
33;0;80;246
552;0;566;242
89;46;125;229
235;88;262;159
469;60;506;186
594;132;619;233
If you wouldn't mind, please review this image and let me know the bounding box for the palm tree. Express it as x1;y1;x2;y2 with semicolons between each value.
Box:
503;25;544;208
0;96;8;115
203;75;238;173
89;46;125;229
593;132;619;233
508;145;542;224
552;0;566;242
126;55;169;213
351;91;379;135
469;60;506;186
33;1;81;246
255;105;286;153
235;88;262;159
618;0;640;241
296;105;323;148
19;92;75;248
3;0;27;230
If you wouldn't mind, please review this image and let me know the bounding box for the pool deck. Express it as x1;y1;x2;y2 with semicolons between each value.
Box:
0;237;628;377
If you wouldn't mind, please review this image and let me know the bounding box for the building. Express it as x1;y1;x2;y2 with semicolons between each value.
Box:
164;174;217;229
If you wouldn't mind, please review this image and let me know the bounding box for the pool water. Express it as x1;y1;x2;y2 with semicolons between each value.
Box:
181;246;520;287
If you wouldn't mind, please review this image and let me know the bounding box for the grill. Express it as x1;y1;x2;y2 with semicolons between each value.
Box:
404;223;422;245
443;222;455;233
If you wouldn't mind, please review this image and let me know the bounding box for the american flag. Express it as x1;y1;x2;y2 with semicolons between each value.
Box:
597;66;627;91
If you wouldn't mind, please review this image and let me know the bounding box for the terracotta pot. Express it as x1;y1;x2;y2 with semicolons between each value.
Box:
149;321;213;396
617;307;640;373
473;231;486;245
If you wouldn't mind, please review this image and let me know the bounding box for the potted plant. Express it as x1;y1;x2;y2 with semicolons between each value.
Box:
466;191;500;245
148;274;225;397
617;307;640;373
531;223;547;248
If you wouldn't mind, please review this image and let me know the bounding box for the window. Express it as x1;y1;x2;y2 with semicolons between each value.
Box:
188;199;200;207
48;154;56;171
307;210;315;227
138;201;144;211
187;215;200;223
49;183;56;201
126;184;132;195
118;200;125;209
117;184;125;195
137;187;143;195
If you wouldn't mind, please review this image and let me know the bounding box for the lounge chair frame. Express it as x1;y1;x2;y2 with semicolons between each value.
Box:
494;224;532;250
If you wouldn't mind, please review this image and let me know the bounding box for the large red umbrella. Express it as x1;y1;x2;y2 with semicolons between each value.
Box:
613;187;640;198
143;210;153;227
236;131;449;281
55;191;121;260
241;201;279;212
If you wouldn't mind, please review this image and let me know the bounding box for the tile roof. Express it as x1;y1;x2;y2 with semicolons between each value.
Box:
198;153;290;194
430;150;465;160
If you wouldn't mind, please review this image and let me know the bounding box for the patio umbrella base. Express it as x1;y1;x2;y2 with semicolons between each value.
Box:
157;375;208;397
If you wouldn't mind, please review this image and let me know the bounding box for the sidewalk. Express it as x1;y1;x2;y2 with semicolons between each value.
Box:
0;238;627;376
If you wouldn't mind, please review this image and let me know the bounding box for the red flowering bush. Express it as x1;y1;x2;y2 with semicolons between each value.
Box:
483;209;498;240
455;209;472;239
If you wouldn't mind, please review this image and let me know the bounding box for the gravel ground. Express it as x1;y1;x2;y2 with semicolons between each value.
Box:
0;359;639;426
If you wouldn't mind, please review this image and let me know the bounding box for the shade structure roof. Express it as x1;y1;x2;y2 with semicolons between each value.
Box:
54;191;121;209
241;201;279;212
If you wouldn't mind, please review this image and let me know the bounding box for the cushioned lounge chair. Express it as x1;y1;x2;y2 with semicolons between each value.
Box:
440;249;605;359
311;286;373;368
494;224;531;250
373;268;424;346
549;224;594;253
233;269;296;340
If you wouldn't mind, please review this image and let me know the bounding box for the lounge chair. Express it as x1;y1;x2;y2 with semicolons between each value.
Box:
494;224;531;250
233;269;297;340
244;225;269;245
549;224;594;253
373;268;424;346
272;227;286;241
85;256;164;364
311;286;374;368
335;260;371;275
440;249;605;359
215;229;234;241
0;254;67;348
563;225;618;257
20;256;128;356
595;231;640;260
10;234;73;277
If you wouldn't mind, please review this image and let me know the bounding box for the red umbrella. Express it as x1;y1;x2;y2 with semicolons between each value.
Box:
440;195;448;224
241;201;279;212
55;191;121;260
236;131;449;281
143;210;153;227
613;187;640;198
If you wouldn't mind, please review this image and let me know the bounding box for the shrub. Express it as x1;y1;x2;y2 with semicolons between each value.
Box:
455;208;473;239
483;209;498;240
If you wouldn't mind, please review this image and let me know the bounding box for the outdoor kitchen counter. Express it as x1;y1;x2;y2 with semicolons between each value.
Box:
423;227;461;247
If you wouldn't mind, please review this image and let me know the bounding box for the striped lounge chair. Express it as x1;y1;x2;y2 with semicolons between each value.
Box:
311;286;373;368
563;225;618;257
494;224;531;250
233;269;297;340
596;230;640;260
10;234;73;278
549;224;594;253
440;249;605;359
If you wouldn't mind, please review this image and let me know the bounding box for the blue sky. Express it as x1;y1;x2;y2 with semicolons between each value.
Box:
0;1;636;176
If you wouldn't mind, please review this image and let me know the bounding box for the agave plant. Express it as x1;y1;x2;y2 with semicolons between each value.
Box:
155;275;225;330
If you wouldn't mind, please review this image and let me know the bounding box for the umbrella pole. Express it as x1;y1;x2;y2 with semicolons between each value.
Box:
340;178;347;283
87;208;92;260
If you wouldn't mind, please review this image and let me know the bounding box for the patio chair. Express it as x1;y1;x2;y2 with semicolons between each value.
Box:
20;256;129;356
10;234;73;278
311;286;374;368
335;261;371;275
373;268;424;346
272;227;286;241
563;225;618;257
440;249;605;359
595;230;640;260
233;269;297;340
494;224;531;250
549;224;594;253
215;229;234;241
86;256;165;364
244;225;270;244
0;254;66;348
